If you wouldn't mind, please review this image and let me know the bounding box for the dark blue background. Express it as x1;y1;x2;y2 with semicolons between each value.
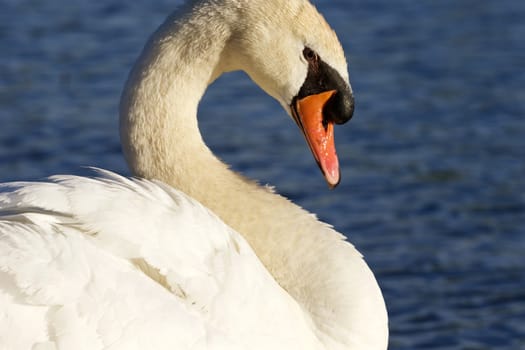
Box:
1;1;524;348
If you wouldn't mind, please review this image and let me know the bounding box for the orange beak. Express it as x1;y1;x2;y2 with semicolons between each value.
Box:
292;90;340;188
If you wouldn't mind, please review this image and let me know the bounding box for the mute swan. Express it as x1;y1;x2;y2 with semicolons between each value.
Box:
0;0;388;349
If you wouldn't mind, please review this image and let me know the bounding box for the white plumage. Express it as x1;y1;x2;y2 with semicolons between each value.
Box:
0;0;388;349
0;170;322;349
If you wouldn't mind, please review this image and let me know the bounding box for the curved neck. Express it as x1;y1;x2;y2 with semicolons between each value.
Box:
120;3;230;186
119;2;387;349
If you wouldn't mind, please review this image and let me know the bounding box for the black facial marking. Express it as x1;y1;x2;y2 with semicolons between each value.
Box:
296;47;354;124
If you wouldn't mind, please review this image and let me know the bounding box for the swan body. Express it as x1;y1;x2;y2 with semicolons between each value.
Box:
0;0;388;349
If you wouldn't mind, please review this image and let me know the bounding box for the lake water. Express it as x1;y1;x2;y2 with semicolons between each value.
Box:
1;0;524;349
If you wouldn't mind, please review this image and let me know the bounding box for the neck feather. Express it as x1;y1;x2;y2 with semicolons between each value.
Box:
119;2;387;348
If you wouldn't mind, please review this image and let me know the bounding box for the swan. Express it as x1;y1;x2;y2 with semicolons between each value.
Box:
0;0;388;349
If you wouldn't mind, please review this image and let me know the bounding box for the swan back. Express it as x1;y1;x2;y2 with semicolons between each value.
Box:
0;170;330;349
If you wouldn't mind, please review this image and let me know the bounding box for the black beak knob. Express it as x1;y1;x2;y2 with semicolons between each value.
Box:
324;89;354;125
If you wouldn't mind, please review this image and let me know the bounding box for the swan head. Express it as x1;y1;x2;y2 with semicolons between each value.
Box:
226;0;354;188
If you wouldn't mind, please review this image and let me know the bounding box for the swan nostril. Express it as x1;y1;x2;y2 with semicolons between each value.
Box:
323;91;354;125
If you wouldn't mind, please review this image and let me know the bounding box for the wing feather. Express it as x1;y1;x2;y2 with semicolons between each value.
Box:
0;169;320;349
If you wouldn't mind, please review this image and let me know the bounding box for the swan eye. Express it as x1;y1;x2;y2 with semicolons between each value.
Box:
303;47;318;63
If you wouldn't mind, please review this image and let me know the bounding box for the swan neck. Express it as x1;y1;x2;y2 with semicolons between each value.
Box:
119;3;388;349
120;2;234;189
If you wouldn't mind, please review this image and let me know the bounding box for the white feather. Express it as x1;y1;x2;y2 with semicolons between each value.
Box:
0;170;323;349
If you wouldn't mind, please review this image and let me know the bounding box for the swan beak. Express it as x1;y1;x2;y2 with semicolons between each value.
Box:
292;90;340;188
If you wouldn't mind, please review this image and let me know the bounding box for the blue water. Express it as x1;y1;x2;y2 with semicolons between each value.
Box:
1;0;524;348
